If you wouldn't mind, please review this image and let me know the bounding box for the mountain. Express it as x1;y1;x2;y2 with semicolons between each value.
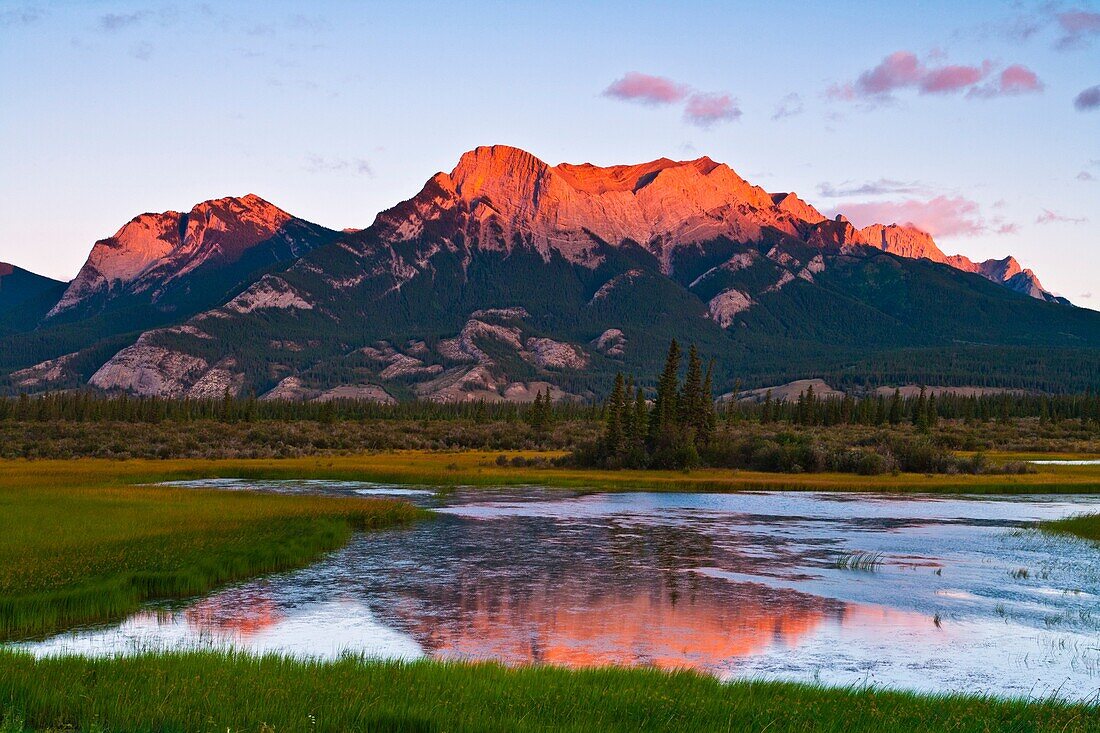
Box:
46;194;338;321
0;264;67;333
860;223;1066;304
0;195;338;389
4;146;1098;398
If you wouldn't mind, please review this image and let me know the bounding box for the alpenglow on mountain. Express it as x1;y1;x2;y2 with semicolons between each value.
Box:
2;145;1097;399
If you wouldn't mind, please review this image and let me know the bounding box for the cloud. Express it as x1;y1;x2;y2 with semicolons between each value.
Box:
604;72;741;127
1056;9;1100;49
827;196;990;238
98;11;147;31
772;93;803;120
1082;292;1094;299
0;4;45;26
1079;171;1096;181
920;63;988;94
305;155;373;176
1036;209;1087;224
1074;85;1100;110
603;73;689;105
683;93;741;127
818;178;933;198
830;51;1041;103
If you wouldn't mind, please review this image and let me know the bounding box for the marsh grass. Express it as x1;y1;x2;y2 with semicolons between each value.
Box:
0;462;422;640
0;651;1098;733
832;552;885;571
1042;512;1100;543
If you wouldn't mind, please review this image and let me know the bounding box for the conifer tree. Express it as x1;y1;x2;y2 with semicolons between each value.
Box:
649;340;681;442
888;388;903;425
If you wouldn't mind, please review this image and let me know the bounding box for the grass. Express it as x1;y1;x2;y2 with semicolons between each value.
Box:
832;552;885;571
5;449;1100;498
1;651;1099;732
0;461;423;640
1041;512;1100;543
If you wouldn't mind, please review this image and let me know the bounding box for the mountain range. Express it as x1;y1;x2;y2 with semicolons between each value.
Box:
3;145;1097;400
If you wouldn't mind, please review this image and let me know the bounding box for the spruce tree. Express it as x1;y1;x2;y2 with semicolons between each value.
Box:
679;344;704;437
888;388;903;425
649;340;681;442
603;373;626;455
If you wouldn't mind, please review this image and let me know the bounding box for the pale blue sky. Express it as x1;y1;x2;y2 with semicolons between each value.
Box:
1;1;1097;302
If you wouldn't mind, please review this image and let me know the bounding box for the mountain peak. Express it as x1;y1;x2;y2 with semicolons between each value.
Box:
46;194;328;319
380;145;801;268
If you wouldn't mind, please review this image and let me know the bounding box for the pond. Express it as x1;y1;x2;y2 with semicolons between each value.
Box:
18;481;1100;699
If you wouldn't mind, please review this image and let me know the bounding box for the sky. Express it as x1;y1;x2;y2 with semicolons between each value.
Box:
1;0;1097;303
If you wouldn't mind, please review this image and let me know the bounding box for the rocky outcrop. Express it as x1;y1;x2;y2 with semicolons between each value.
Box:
592;329;627;357
708;290;755;327
524;337;588;369
10;352;81;389
89;330;242;397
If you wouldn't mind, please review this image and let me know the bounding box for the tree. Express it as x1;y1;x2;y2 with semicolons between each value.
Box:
888;388;903;425
679;344;704;440
602;373;626;455
649;340;681;443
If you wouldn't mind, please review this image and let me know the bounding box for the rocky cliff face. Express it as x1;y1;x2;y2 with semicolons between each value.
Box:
860;223;1062;302
47;194;336;319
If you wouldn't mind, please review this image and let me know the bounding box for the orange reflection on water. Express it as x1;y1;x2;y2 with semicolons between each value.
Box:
183;591;283;638
398;578;848;671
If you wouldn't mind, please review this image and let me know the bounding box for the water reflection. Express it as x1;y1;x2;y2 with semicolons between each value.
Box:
17;486;1100;698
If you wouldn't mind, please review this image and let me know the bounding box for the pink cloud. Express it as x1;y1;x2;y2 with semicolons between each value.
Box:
1036;209;1088;225
855;51;924;95
603;72;688;105
683;93;741;127
997;64;1044;94
1056;9;1100;49
968;64;1044;98
828;196;989;238
833;52;1041;103
920;64;988;94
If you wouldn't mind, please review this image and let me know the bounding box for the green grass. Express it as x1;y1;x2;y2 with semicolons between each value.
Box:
0;462;423;640
1;651;1098;733
1041;512;1100;543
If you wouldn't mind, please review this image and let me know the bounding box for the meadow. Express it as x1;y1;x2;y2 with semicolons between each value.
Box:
2;651;1100;733
0;461;422;640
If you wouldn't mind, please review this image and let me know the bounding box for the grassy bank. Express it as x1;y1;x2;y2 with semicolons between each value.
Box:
6;449;1099;496
1;651;1098;733
0;462;423;640
1042;512;1100;543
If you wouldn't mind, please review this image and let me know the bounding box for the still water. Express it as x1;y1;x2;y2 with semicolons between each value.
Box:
18;481;1100;699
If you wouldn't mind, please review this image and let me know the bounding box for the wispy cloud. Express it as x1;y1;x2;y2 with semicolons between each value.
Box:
1074;85;1100;110
818;179;934;198
1055;9;1100;49
1079;170;1096;181
603;72;741;128
603;73;689;105
772;93;803;120
828;51;1042;104
305;155;373;176
1036;208;1088;224
683;93;741;127
0;4;45;26
827;196;994;238
98;11;148;31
